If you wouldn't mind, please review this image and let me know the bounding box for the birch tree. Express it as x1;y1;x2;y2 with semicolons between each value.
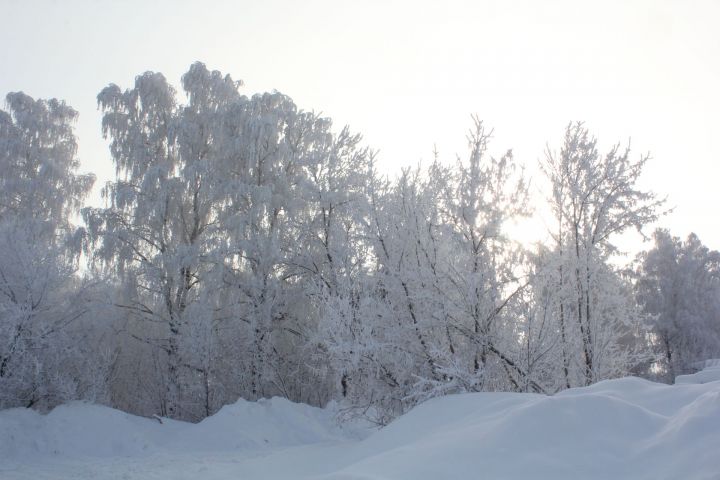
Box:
0;92;95;409
542;122;663;385
84;63;242;418
636;230;720;380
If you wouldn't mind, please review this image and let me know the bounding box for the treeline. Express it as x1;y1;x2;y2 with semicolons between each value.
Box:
1;63;718;423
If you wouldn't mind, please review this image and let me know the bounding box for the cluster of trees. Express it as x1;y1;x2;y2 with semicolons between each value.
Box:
636;230;720;381
1;63;718;422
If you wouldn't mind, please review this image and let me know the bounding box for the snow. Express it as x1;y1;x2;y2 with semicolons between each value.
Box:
677;361;720;384
2;365;720;479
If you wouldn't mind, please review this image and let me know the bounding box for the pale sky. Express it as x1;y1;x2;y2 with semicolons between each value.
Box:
2;0;719;253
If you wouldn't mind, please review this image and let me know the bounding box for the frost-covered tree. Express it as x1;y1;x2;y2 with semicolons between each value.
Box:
540;122;664;386
214;93;333;402
636;230;720;380
287;128;373;404
431;120;530;394
0;92;95;409
358;162;450;418
84;64;245;418
84;62;374;419
350;120;534;420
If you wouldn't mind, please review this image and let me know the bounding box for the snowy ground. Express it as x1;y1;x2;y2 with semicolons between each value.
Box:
2;365;719;480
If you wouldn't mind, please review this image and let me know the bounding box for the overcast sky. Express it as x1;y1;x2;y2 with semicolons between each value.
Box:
2;0;718;253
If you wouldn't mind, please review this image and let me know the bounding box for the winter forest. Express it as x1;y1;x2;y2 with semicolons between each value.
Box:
2;62;720;425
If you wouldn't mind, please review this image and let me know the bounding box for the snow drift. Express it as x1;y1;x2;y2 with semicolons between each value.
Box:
0;397;360;461
2;365;719;480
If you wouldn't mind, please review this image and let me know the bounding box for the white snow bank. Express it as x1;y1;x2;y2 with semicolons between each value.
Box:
677;359;720;384
329;374;720;480
0;397;363;462
1;365;719;479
